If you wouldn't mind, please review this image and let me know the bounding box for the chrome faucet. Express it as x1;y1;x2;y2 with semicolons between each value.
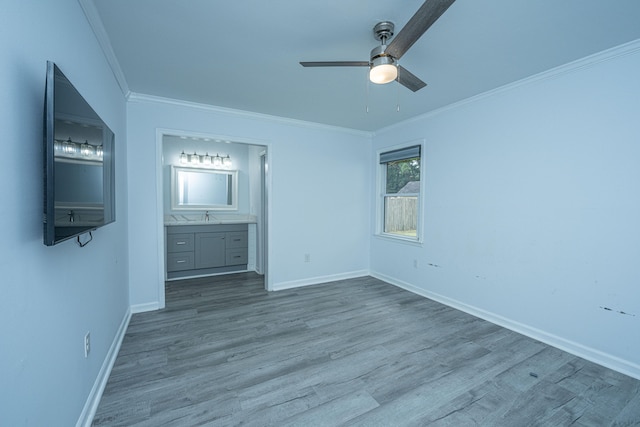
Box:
204;210;210;222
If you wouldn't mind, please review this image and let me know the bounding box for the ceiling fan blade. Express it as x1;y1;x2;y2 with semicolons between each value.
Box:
397;65;427;92
300;61;369;67
386;0;456;60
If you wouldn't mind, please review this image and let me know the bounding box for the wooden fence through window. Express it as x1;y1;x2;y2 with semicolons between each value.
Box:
384;196;417;233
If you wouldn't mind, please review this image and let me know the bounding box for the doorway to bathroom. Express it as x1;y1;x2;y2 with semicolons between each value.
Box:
157;131;270;302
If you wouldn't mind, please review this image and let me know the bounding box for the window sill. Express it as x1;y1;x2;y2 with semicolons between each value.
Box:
374;233;423;247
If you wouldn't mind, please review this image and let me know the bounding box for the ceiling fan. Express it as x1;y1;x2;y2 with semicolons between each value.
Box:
300;0;456;92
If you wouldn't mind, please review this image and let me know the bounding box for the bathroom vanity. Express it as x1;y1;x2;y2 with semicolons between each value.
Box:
164;161;258;280
166;223;249;280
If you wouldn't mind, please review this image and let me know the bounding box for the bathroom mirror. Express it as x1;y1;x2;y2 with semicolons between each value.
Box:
171;166;238;210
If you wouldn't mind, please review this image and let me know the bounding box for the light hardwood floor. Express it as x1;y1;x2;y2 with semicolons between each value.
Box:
92;273;640;426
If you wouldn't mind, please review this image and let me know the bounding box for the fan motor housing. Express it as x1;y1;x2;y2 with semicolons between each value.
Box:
371;21;396;67
373;21;394;42
370;44;395;66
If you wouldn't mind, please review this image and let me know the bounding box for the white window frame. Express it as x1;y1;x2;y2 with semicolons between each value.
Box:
376;140;425;244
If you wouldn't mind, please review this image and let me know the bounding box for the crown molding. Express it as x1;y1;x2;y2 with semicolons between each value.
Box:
375;38;640;135
127;92;374;138
78;0;130;98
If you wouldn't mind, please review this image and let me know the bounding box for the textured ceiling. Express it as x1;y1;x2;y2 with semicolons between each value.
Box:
90;0;640;132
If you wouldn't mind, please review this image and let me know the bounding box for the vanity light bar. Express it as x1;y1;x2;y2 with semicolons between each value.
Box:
179;150;232;169
54;138;103;161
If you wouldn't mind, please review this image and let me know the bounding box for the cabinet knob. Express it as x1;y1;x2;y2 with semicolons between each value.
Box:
176;241;187;245
176;260;186;263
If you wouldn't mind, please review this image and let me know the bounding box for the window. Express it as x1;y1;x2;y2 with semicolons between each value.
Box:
379;145;421;240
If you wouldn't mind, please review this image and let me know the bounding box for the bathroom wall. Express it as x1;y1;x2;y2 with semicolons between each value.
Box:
162;135;252;216
248;145;267;273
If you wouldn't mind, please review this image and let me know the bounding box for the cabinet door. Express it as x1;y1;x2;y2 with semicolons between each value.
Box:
195;232;226;269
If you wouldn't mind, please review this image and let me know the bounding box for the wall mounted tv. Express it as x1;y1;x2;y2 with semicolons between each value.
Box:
43;61;115;246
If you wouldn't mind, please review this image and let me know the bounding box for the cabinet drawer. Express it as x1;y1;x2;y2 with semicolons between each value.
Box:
226;248;248;266
167;233;194;253
226;232;248;249
167;252;195;272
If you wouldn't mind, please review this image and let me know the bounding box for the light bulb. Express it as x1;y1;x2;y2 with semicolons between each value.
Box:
369;63;397;84
63;138;76;154
81;141;94;157
190;152;199;165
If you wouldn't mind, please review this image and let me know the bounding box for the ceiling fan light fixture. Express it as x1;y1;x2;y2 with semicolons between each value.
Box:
301;0;453;92
369;56;397;84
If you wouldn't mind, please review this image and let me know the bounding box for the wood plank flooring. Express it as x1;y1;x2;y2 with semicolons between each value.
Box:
92;273;640;426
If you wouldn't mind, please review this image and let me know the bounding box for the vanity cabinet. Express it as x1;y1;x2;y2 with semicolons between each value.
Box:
166;223;248;279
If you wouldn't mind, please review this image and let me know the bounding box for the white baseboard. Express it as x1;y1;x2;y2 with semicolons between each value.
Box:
271;270;369;291
370;271;640;381
131;301;161;314
76;307;132;427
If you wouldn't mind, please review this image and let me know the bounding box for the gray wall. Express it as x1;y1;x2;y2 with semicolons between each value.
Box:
0;0;129;425
371;43;640;378
126;96;372;307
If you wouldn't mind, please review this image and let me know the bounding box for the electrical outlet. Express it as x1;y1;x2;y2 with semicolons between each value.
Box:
413;259;418;268
84;332;91;358
304;253;311;263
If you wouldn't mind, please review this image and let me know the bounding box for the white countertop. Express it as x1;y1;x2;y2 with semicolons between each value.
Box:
164;214;257;226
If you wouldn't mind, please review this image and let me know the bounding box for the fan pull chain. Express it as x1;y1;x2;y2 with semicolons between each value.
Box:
365;69;370;113
396;62;401;112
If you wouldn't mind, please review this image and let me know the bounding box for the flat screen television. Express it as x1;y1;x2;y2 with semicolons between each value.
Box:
43;61;115;246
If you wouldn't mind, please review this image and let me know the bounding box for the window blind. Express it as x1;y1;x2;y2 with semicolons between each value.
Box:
379;145;421;164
